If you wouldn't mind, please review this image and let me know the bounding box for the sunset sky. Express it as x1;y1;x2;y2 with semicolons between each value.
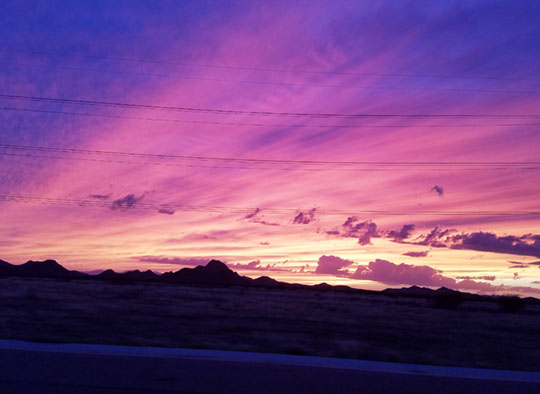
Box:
1;1;539;296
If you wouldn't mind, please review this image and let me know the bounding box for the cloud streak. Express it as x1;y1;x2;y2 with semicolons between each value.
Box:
111;194;145;210
228;260;288;272
244;208;280;227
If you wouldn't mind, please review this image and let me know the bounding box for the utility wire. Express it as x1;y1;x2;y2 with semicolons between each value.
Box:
0;195;539;217
4;151;538;172
3;106;540;129
2;60;539;95
2;94;540;119
1;151;421;172
1;144;539;169
14;50;540;83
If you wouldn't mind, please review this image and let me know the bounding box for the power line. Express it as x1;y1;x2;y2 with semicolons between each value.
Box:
0;195;539;217
2;94;540;119
1;144;539;169
1;151;421;172
15;50;540;83
4;151;538;173
3;106;540;129
2;60;539;95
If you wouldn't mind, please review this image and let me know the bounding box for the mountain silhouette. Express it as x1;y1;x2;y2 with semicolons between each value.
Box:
0;257;536;303
97;269;160;282
162;259;252;286
0;259;15;275
382;285;481;301
0;259;87;279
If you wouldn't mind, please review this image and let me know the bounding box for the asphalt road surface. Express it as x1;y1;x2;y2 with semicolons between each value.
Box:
0;340;539;394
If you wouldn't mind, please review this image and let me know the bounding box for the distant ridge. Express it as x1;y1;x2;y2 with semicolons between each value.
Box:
0;257;536;303
0;259;87;279
161;259;252;286
381;285;482;301
97;269;160;282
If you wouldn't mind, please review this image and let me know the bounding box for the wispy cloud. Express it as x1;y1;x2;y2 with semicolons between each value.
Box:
157;208;175;215
89;194;110;200
403;251;429;258
111;194;145;210
136;256;212;266
228;260;288;272
243;208;280;226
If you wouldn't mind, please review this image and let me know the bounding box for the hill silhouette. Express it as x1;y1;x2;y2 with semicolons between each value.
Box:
0;259;87;279
161;259;253;286
97;269;161;282
0;257;537;304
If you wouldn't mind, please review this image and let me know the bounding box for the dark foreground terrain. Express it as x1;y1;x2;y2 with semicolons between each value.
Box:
1;274;539;371
2;342;540;394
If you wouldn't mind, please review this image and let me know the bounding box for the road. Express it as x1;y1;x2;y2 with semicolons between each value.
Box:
0;340;539;393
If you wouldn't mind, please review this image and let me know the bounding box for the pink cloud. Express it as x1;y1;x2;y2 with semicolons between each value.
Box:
315;255;354;275
351;259;455;287
228;260;288;272
350;258;540;295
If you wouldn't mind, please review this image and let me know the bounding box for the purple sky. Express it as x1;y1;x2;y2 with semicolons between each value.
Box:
1;1;540;295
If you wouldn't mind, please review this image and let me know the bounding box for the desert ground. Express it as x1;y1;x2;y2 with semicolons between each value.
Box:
1;277;539;371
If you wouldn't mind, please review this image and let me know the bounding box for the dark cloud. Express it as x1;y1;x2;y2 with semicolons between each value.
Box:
136;256;212;266
357;221;380;245
450;232;540;258
325;217;381;245
416;226;456;247
292;208;316;224
388;224;415;242
431;185;444;196
344;217;380;245
254;219;280;227
244;208;261;220
111;194;144;210
315;255;354;275
89;194;110;200
243;208;280;226
158;208;175;215
412;228;540;259
342;216;368;236
508;260;540;269
403;251;429;258
325;230;340;236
